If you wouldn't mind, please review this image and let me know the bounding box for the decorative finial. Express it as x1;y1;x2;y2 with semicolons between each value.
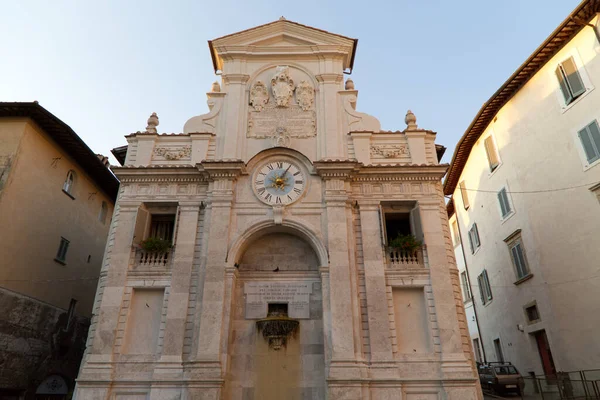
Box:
345;79;355;90
146;112;159;133
211;81;221;92
405;110;417;129
279;16;286;20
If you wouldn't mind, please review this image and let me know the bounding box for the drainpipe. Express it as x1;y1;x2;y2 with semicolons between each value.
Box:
571;13;600;45
454;208;487;363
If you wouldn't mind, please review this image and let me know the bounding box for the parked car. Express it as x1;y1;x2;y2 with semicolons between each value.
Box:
478;362;524;395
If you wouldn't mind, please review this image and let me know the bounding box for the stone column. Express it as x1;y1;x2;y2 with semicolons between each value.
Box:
152;202;202;382
186;161;245;391
358;202;394;361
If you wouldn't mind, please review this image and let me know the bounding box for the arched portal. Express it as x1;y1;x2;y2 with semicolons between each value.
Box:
224;221;327;400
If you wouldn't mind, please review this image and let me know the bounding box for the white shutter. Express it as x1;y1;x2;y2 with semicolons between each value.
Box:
409;203;424;244
132;205;150;246
378;204;387;247
171;206;181;246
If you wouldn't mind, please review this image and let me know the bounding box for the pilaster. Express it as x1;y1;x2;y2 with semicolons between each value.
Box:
221;74;250;159
314;160;362;379
405;130;427;164
152;201;202;381
190;161;245;380
349;131;372;164
357;201;394;361
316;73;344;159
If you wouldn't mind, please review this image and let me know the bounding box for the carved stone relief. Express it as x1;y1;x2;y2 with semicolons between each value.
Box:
271;66;295;107
295;80;314;111
247;66;316;141
153;145;192;161
250;81;269;111
370;144;410;159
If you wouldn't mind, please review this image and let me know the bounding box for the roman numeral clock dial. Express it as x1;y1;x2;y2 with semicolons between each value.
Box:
253;161;305;206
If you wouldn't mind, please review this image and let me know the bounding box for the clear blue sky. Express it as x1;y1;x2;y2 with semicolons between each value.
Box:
1;0;581;164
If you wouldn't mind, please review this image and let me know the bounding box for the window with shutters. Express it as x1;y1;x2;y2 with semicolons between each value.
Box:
132;203;179;247
477;269;493;305
556;56;586;106
577;120;600;166
460;271;472;302
525;303;541;324
497;187;513;219
62;170;76;199
468;223;481;254
55;237;70;265
483;135;501;172
379;202;424;247
99;201;109;224
459;181;470;210
504;230;531;283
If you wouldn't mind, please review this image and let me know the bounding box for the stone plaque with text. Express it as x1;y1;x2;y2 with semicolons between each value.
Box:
247;105;316;139
244;282;313;319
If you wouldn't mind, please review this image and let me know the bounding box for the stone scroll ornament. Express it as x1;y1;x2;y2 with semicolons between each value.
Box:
153;145;191;161
250;81;269;112
271;66;295;107
295;80;314;111
370;144;410;159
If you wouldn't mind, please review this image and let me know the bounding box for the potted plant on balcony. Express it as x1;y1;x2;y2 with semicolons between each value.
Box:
140;237;172;253
389;234;422;254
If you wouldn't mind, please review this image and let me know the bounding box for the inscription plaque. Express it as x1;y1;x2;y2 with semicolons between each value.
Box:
244;282;313;319
247;105;316;139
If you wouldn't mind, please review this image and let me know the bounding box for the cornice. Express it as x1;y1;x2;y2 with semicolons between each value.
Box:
197;159;246;180
113;165;204;183
221;74;250;85
315;73;344;84
313;159;361;179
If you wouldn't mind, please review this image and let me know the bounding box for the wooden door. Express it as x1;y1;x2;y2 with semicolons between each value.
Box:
534;330;556;377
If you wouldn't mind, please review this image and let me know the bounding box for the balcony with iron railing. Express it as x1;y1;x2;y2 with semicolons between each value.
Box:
385;246;427;269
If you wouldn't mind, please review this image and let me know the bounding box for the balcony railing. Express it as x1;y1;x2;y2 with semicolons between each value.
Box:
134;248;171;268
385;247;425;268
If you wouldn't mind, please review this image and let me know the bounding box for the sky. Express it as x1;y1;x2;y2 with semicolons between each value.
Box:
0;0;583;164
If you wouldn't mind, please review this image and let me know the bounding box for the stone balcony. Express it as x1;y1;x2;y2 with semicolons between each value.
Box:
385;246;427;269
133;248;172;269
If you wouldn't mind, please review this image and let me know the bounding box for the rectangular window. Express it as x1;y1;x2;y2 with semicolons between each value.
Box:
578;120;600;164
452;220;461;247
55;237;70;263
484;136;500;172
473;338;482;363
380;203;424;247
526;304;540;323
497;187;512;218
478;269;492;304
505;231;531;281
459;181;470;209
461;271;472;301
556;56;586;105
468;223;480;254
494;338;505;363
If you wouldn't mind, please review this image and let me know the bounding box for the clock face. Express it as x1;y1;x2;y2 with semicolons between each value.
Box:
253;160;305;205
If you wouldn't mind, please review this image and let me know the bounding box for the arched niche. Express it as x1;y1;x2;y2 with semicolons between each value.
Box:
228;218;328;269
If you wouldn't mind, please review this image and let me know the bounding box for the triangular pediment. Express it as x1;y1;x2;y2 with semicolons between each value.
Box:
209;18;357;72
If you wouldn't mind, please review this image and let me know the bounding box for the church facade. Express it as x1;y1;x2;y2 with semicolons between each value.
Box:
75;19;482;400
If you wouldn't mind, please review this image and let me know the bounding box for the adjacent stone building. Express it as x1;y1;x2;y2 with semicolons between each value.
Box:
75;19;482;399
0;102;118;398
445;0;600;379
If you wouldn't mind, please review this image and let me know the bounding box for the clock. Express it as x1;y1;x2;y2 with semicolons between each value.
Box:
253;160;306;205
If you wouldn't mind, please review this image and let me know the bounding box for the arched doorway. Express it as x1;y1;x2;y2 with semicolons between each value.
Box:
224;225;327;400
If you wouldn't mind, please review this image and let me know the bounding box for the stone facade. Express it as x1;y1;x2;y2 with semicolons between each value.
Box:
75;19;482;399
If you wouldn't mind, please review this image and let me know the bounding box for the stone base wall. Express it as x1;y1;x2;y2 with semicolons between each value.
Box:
0;287;89;398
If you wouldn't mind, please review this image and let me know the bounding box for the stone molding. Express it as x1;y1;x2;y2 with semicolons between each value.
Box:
197;160;246;180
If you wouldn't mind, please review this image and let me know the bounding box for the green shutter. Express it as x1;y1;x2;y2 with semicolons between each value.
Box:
562;57;586;99
498;188;511;217
579;122;600;164
556;65;573;104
